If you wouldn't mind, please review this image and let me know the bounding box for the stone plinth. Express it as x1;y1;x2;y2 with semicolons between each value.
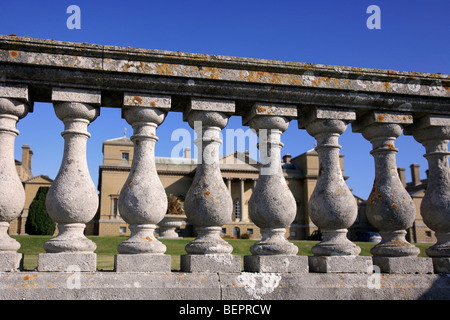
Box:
308;256;372;273
432;258;450;274
180;254;241;273
372;257;433;274
0;252;23;272
114;254;171;273
244;255;309;273
37;252;96;272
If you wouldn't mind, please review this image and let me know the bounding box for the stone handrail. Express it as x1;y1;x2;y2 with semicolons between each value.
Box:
0;35;449;300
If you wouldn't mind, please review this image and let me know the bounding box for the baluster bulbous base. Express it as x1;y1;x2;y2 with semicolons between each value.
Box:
311;229;361;256
370;230;420;257
117;224;166;254
185;226;233;255
0;222;20;252
250;228;298;256
43;223;96;253
426;232;450;257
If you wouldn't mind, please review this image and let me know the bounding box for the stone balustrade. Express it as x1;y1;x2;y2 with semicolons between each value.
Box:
0;35;449;300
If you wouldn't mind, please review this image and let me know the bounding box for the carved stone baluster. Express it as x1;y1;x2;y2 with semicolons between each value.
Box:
0;85;31;271
243;103;308;273
299;107;371;273
405;115;450;273
114;94;171;272
38;88;100;272
353;111;433;274
181;98;241;273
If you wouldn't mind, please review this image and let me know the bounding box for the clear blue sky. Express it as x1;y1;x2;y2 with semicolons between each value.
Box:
1;0;449;199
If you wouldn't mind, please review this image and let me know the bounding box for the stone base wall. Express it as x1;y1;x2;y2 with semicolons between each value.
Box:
1;272;449;300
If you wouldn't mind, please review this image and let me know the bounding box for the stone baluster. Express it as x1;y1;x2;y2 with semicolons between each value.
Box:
181;98;241;273
114;93;171;272
299;107;371;273
0;84;31;271
243;103;308;273
38;88;100;272
405;115;450;273
353;111;432;274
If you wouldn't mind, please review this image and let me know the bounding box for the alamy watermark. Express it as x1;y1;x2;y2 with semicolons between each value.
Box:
66;264;81;289
366;5;381;30
66;5;81;30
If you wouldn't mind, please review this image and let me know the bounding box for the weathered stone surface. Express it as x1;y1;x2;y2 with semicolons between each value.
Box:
432;257;450;274
354;113;420;257
38;252;96;272
372;257;433;274
182;100;235;258
405;115;450;261
0;252;22;271
244;255;309;273
303;108;360;257
180;254;241;273
39;90;100;273
114;254;171;273
2;271;448;300
308;256;372;273
117;104;169;256
245;104;298;258
0;91;30;266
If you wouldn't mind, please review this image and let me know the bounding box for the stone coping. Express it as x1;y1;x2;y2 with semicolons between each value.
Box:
1;35;449;115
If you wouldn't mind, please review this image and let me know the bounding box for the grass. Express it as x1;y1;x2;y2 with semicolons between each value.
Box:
11;235;432;271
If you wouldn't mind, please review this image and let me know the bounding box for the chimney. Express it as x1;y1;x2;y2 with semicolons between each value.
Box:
283;154;292;164
28;150;33;170
21;145;32;170
397;167;406;187
184;147;191;159
410;163;421;185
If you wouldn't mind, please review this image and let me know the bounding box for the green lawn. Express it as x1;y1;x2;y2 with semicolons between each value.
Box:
11;235;431;271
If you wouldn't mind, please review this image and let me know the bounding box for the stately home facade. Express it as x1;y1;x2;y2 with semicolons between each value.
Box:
10;141;434;244
96;133;343;240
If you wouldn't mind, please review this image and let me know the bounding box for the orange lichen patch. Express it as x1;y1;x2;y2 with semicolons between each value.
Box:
256;105;267;113
387;143;396;150
150;101;157;107
145;236;153;242
9;50;18;58
23;275;30;281
132;96;143;104
377;114;385;122
312;76;328;87
391;203;399;210
204;190;211;196
155;63;174;76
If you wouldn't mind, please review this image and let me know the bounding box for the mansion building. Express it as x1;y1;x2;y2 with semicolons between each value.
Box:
11;138;436;244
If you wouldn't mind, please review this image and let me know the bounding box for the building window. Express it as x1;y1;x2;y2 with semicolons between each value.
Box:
233;227;241;239
119;226;127;233
113;198;119;217
122;152;129;163
221;228;226;234
234;199;241;220
425;231;432;237
247;228;253;235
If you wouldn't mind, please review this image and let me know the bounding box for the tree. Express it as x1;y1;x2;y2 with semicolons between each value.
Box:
25;186;56;235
